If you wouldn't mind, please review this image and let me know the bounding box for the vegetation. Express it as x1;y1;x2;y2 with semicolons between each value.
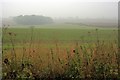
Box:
2;24;119;79
13;15;53;25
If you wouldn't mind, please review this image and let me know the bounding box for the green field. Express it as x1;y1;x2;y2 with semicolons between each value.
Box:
3;23;118;44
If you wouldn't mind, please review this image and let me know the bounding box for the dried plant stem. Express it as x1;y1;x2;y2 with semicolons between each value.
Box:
10;35;17;70
28;27;34;62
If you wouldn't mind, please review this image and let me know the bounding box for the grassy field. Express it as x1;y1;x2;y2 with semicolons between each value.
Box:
3;24;117;45
2;24;119;79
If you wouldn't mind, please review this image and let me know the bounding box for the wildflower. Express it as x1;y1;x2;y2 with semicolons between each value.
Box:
73;49;75;53
21;63;25;70
26;73;30;78
96;28;98;31
101;53;104;56
33;50;35;53
26;63;33;69
8;32;12;35
4;58;9;65
88;31;91;34
9;71;17;79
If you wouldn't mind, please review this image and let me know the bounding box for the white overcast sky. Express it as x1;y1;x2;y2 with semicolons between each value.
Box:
1;0;119;19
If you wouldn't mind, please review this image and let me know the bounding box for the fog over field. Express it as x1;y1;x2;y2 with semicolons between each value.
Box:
1;0;120;79
1;0;118;27
2;0;118;19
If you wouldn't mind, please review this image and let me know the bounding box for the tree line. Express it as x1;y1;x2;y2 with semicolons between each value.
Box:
13;15;53;25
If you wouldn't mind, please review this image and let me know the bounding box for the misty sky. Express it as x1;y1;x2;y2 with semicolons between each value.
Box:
1;0;118;19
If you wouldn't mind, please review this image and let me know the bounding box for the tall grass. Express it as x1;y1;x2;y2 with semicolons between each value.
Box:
2;27;119;79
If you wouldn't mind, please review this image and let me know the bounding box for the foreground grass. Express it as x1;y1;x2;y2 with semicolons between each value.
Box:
2;25;119;79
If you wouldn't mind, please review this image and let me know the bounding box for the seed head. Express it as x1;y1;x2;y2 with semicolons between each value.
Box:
96;28;98;31
73;49;75;53
4;58;9;65
8;32;12;35
33;50;35;53
88;31;91;34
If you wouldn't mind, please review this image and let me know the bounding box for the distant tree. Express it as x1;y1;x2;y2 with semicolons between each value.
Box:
13;15;53;25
